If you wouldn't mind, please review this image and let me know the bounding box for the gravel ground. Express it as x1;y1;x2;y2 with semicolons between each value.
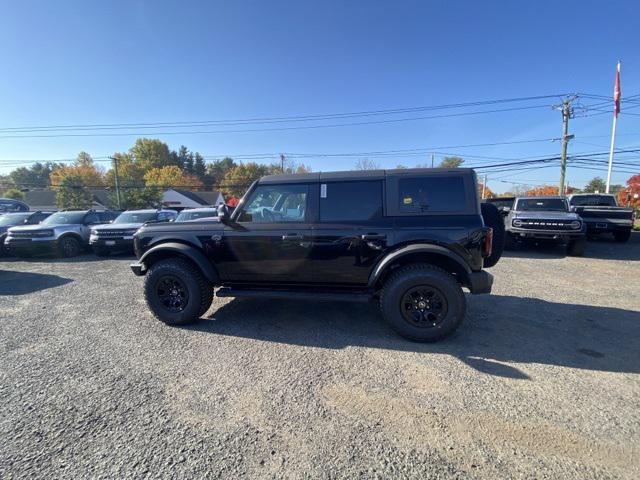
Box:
1;234;639;479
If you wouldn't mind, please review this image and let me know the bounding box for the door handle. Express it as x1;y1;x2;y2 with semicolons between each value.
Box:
282;233;304;241
360;234;386;241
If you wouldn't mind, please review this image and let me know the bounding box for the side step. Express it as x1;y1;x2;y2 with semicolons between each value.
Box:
216;287;373;303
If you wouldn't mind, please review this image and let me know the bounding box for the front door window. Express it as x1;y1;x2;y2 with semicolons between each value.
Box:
237;184;308;223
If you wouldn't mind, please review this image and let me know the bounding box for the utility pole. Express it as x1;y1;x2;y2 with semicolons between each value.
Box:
481;174;487;199
431;153;435;168
557;98;575;196
110;156;121;209
280;154;286;173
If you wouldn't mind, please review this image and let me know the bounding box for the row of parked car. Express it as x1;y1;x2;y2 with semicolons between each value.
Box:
0;207;219;258
484;192;635;256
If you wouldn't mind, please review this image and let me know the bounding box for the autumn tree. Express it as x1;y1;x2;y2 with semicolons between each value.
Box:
50;152;104;188
130;138;177;170
478;183;495;199
617;174;640;208
220;163;270;197
523;185;578;196
144;166;204;189
55;175;94;209
206;157;236;186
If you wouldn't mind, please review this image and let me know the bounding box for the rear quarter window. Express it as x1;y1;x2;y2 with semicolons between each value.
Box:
386;175;472;215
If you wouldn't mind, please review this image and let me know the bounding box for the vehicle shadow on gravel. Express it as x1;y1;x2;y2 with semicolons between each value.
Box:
0;270;73;295
189;294;640;379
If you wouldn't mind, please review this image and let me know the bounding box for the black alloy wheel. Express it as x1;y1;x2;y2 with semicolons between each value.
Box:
400;286;448;328
156;275;189;312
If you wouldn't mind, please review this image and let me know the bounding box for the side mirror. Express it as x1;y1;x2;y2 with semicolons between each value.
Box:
569;206;577;213
498;206;511;214
217;204;231;223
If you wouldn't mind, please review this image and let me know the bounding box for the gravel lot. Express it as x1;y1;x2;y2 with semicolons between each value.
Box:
1;235;639;479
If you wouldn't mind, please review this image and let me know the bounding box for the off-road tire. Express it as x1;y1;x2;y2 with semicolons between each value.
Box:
567;237;586;256
58;236;81;258
143;257;213;325
613;230;631;243
380;264;466;342
480;202;505;268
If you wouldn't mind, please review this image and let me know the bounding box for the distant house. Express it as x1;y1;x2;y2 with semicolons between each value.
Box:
0;187;224;211
11;189;109;211
161;189;225;210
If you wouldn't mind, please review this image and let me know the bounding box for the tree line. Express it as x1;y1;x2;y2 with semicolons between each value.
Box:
1;141;637;210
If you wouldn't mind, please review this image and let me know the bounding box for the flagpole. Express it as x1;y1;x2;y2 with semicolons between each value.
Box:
606;60;621;194
605;114;617;193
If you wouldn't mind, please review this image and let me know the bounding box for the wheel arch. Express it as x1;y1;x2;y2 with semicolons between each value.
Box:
369;244;472;290
139;242;219;284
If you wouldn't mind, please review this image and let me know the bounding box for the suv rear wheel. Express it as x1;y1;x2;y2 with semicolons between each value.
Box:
380;264;466;342
143;257;213;325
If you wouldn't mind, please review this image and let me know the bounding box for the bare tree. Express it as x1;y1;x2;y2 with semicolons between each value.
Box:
354;158;380;170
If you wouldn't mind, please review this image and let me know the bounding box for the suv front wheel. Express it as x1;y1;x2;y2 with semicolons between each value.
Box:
143;258;213;325
380;264;466;342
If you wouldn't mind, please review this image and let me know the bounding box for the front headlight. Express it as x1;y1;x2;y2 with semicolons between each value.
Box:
570;220;581;230
512;219;523;227
91;229;99;236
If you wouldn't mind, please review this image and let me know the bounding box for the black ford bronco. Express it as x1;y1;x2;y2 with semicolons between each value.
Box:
131;168;503;341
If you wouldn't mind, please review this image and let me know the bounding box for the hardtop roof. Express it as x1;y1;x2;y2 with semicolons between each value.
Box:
258;168;475;184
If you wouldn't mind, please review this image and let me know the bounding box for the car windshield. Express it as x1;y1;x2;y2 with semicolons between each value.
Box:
516;198;567;212
569;195;617;207
114;212;158;224
0;213;31;226
41;212;86;225
176;210;218;221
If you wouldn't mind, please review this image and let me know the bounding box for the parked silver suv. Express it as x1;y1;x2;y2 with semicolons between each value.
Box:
5;209;118;257
90;208;177;256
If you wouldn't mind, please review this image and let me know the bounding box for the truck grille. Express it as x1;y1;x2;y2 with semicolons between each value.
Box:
10;230;53;238
96;229;131;237
517;220;575;231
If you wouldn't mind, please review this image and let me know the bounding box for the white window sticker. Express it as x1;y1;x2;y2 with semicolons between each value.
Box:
320;183;327;198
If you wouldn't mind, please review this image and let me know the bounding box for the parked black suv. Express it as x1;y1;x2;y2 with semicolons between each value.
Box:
130;169;502;341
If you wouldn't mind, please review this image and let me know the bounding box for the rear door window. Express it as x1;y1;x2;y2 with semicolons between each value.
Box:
392;176;468;214
319;181;383;222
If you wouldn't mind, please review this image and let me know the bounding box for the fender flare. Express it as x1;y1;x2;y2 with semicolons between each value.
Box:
368;243;472;288
139;242;219;283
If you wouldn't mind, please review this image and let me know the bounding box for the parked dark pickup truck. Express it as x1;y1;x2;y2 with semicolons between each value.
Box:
567;194;634;242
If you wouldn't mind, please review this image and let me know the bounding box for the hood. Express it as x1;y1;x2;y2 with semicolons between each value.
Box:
513;211;579;220
137;220;224;235
8;223;81;233
93;222;142;231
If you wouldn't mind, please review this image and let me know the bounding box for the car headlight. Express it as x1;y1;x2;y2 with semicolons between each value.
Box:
570;220;581;230
91;229;99;236
512;219;523;227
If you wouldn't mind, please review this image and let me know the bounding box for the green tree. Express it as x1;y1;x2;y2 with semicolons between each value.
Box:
439;156;464;168
130;138;174;170
220;162;269;197
105;153;161;209
178;146;193;173
10;162;62;188
55;175;93;209
584;177;606;193
193;152;206;180
3;188;25;201
206;157;237;185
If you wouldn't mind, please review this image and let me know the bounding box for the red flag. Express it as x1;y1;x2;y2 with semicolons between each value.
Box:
614;61;621;117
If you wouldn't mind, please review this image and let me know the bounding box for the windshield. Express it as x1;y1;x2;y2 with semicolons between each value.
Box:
0;213;31;226
114;212;157;224
176;210;218;222
516;198;567;212
41;212;86;225
569;195;617;207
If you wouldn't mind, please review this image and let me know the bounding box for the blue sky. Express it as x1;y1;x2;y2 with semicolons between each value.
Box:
0;0;638;192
